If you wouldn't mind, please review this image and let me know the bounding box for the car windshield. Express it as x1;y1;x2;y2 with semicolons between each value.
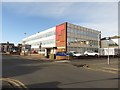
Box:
87;51;94;53
74;52;79;54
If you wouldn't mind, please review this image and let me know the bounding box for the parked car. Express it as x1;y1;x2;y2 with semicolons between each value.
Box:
22;50;28;53
38;51;45;54
13;49;17;53
31;50;38;54
70;51;82;56
84;51;99;56
55;52;66;56
66;52;74;56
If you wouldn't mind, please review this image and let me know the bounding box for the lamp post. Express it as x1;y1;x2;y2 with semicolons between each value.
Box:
106;37;110;64
6;41;9;52
23;33;27;56
22;41;26;56
39;42;42;53
98;32;101;54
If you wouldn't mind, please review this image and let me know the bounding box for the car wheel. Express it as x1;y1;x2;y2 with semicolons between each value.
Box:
85;54;88;56
95;54;98;56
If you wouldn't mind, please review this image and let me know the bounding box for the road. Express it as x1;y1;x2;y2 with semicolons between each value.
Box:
2;55;119;88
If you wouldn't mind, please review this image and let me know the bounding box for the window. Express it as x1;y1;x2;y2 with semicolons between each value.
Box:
71;29;74;33
71;38;74;42
67;38;70;43
67;28;70;33
75;29;77;34
75;25;77;29
78;30;80;34
67;23;70;27
73;29;76;34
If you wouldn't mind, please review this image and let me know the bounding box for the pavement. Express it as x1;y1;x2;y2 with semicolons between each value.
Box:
2;53;119;74
69;58;119;74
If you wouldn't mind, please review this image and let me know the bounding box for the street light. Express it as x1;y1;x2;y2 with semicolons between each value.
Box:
7;41;9;52
23;33;27;55
106;37;110;64
39;42;42;53
22;41;26;56
98;32;101;54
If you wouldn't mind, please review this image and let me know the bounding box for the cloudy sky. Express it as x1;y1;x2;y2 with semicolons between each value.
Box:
2;2;118;45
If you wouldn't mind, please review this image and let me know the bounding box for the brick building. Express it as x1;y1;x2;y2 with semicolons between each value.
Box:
0;42;14;53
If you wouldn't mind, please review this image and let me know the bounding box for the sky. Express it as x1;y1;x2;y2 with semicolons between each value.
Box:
2;2;118;45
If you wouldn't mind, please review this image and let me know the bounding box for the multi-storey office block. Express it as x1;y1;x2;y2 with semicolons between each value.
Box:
22;22;101;56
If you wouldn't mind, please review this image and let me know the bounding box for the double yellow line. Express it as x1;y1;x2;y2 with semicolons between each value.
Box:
0;78;28;90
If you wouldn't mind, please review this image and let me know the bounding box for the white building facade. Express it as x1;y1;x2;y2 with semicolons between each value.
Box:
21;22;101;57
100;37;120;56
22;27;56;55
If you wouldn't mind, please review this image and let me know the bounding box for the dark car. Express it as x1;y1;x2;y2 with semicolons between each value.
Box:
55;52;66;56
66;52;73;56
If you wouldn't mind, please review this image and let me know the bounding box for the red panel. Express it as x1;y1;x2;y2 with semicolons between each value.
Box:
56;24;65;41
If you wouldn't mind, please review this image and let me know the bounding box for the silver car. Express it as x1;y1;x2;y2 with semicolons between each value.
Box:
84;51;99;56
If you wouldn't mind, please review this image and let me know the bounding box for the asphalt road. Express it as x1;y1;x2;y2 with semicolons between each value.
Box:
2;55;119;88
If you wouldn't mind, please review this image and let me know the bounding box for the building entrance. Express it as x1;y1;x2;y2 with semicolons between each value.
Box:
46;48;51;58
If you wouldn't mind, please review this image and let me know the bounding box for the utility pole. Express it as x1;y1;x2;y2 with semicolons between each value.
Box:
106;37;110;64
23;33;27;56
39;42;42;51
7;41;9;52
98;32;101;53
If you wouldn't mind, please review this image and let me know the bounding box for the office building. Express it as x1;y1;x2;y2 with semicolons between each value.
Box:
22;22;101;56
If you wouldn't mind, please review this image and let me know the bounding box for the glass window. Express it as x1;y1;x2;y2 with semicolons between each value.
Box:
67;38;70;43
71;38;74;42
73;29;75;34
83;30;86;35
71;29;74;33
81;30;83;35
75;29;77;34
89;32;92;37
78;30;80;34
67;23;70;27
75;25;77;29
67;28;70;33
